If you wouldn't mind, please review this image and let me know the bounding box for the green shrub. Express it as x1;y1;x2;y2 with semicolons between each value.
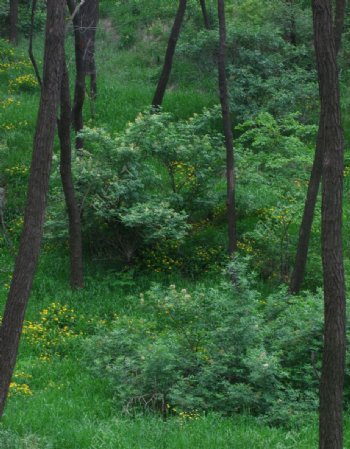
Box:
178;23;317;123
84;258;323;424
47;109;224;261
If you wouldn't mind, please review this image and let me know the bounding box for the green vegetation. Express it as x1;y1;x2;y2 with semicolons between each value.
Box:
0;0;350;447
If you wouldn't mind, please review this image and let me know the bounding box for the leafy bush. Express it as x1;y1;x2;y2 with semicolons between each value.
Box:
234;112;316;281
178;23;317;122
84;258;323;425
51;109;225;261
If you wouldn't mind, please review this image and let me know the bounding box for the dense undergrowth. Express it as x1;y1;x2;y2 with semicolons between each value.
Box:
1;0;350;447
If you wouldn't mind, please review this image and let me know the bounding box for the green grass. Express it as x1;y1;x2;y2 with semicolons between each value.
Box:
2;1;350;448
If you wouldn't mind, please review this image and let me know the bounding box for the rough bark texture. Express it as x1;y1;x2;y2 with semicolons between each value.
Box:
0;0;65;418
218;0;236;255
289;0;346;294
58;57;84;289
334;0;346;54
68;0;99;149
199;0;211;29
9;0;18;45
152;0;187;108
312;1;346;448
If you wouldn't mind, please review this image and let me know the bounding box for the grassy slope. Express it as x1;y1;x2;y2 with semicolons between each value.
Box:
0;2;349;448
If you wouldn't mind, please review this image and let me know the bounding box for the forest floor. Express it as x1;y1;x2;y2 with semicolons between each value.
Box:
0;3;349;449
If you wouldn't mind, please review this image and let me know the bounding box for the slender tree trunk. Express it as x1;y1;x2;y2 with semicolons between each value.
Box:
218;0;236;255
0;0;65;418
199;0;211;29
9;0;18;45
152;0;187;109
68;0;99;149
289;129;323;294
58;57;84;289
312;1;346;448
289;0;346;294
68;0;86;150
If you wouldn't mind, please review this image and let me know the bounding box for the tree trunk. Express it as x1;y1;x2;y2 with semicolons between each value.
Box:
68;0;99;149
289;0;345;295
218;0;236;255
0;0;65;418
334;0;346;54
199;0;211;30
152;0;187;109
58;56;84;289
9;0;18;45
312;1;346;448
289;128;323;294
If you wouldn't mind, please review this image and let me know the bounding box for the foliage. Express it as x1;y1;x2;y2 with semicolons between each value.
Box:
58;109;224;261
0;0;46;39
84;258;323;425
234;112;317;281
178;23;317;122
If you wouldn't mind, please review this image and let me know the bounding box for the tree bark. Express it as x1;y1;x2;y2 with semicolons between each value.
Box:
199;0;211;30
68;0;99;149
9;0;18;45
58;56;84;289
334;0;346;54
152;0;187;109
312;1;346;448
218;0;236;255
289;0;346;295
0;0;65;418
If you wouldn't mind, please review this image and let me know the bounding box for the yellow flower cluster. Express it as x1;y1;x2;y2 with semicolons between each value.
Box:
0;120;28;131
23;303;82;359
0;97;20;109
141;241;182;273
9;74;38;92
344;165;350;178
5;165;29;176
9;370;33;398
170;161;196;189
171;407;200;421
9;382;33;397
237;239;254;254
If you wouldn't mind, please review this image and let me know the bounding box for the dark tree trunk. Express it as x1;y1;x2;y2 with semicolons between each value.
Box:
218;0;236;255
152;0;187;109
334;0;346;54
0;0;65;418
312;1;346;449
199;0;211;29
68;0;99;149
9;0;18;45
289;0;346;295
58;57;84;289
289;129;323;294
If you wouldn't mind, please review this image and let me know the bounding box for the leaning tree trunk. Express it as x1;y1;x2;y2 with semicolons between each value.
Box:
217;0;236;255
152;0;187;109
289;0;346;295
199;0;211;30
67;0;99;149
58;56;84;289
9;0;18;45
312;1;346;449
0;0;65;418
